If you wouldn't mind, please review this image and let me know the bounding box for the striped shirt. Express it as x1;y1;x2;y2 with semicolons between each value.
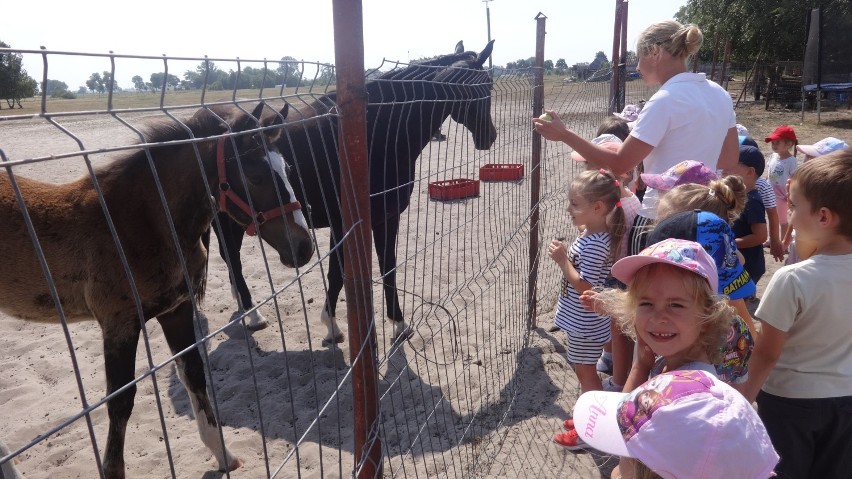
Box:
555;232;612;341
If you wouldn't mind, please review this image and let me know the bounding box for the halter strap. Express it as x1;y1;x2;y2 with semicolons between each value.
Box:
216;137;301;236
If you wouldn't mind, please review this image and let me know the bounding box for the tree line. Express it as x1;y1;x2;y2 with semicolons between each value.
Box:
0;44;336;107
675;0;852;63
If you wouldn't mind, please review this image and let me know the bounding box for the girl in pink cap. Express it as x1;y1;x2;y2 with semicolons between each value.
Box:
581;239;740;478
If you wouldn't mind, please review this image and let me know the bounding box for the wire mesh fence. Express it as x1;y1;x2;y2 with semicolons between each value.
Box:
1;41;659;478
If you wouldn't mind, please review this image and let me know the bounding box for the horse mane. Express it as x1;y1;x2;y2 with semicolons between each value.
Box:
295;49;483;115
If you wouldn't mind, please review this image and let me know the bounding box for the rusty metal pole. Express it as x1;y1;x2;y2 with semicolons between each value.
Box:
610;0;623;113
619;0;628;111
331;1;381;477
529;12;546;329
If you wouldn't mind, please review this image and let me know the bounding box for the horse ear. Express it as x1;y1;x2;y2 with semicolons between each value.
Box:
270;104;289;127
455;41;464;54
476;40;495;68
250;103;266;123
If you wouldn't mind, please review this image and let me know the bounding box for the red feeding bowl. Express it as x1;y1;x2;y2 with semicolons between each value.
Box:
428;178;480;201
479;163;524;181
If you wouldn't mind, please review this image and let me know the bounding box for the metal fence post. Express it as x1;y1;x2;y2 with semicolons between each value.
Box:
529;12;547;329
331;1;382;477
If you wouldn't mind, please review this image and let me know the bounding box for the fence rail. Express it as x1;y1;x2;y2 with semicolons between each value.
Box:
0;12;663;478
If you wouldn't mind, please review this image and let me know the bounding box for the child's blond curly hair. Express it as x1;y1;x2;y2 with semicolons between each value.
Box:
598;263;734;364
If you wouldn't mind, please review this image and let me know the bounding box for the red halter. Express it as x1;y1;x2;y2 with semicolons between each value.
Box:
216;137;302;236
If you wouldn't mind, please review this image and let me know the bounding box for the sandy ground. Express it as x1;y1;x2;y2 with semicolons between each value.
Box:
0;85;848;479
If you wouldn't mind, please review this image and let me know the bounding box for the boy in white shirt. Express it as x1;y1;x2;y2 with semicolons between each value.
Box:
736;148;852;478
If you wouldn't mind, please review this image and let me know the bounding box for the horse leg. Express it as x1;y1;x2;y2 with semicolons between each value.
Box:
100;320;142;479
373;216;411;341
157;301;241;472
215;213;269;331
321;228;345;346
1;439;24;479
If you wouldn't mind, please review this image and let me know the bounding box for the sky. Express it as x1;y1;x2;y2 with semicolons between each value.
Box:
3;0;686;90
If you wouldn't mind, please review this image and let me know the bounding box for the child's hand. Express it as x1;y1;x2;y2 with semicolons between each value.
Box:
769;238;785;262
579;288;609;315
547;239;568;265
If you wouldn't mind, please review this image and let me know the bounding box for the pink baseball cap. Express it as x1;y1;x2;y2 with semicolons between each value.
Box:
796;137;848;158
573;369;779;479
571;134;622;163
639;160;718;191
611;238;718;292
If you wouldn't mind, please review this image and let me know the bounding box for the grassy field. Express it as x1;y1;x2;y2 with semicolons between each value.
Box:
1;85;326;118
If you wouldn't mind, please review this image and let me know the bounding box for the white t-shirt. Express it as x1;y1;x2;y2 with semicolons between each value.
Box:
755;253;852;398
618;192;642;260
631;72;736;218
766;153;797;200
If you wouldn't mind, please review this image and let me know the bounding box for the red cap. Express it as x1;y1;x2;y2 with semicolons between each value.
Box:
764;125;797;143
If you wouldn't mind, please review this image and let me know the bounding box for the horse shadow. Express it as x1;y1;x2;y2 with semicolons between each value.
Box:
165;313;614;476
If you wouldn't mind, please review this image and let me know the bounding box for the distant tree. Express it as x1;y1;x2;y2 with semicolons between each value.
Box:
45;79;69;95
590;51;610;71
184;61;226;90
77;86;87;94
86;72;103;93
277;56;302;87
0;40;39;108
675;0;852;63
149;72;180;91
624;50;638;66
555;58;568;73
544;60;554;72
132;75;146;91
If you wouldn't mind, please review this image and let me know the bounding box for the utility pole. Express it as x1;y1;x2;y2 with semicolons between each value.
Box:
483;0;493;69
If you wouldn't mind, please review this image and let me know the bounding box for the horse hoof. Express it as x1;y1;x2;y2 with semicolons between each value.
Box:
246;320;269;332
321;333;345;347
392;327;414;343
220;456;243;472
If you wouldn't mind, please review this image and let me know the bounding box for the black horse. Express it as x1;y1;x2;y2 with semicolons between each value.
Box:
215;40;497;344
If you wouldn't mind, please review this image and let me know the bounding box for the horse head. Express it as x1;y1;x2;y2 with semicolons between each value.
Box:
203;103;314;268
432;40;498;150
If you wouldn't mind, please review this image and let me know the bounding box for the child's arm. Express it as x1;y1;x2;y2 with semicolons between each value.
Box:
622;336;655;392
547;239;595;293
735;223;768;249
765;207;785;261
734;321;787;402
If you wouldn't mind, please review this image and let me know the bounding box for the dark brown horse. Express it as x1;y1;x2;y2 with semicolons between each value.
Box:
0;103;312;478
216;40;497;345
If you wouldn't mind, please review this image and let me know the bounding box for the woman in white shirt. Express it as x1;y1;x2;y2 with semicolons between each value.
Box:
533;20;739;255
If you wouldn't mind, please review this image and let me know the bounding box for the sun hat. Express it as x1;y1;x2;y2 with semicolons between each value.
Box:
571;134;622;162
648;210;755;300
795;137;849;158
611;238;718;293
639;160;718;192
614;104;641;122
738;145;765;176
764;125;797;142
572;369;779;479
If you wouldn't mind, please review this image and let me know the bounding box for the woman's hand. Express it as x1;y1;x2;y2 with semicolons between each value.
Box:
531;109;570;142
